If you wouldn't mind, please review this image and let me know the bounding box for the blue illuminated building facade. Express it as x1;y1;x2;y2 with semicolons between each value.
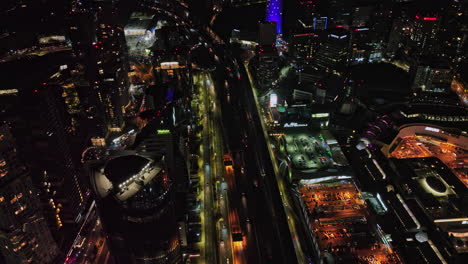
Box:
266;0;283;34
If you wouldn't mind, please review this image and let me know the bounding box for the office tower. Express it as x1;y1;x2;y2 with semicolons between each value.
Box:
312;17;329;31
266;0;283;34
314;29;350;73
411;14;440;55
47;63;108;141
93;0;130;132
290;32;321;65
68;0;132;137
67;1;111;141
255;44;280;90
350;27;371;64
0;124;59;264
91;124;181;264
258;22;277;45
385;19;405;58
327;0;353;27
0;54;90;254
349;26;384;64
411;57;453;93
351;5;373;27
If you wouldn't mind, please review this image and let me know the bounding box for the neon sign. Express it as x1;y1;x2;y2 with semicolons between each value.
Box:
157;129;170;134
284;122;308;128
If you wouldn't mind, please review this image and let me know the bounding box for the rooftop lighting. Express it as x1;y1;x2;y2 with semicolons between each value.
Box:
0;89;19;95
434;218;468;223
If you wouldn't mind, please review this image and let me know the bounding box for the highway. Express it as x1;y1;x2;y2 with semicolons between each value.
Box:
245;60;313;263
196;71;218;264
65;205;108;264
209;49;300;263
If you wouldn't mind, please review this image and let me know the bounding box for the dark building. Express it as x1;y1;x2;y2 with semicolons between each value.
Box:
91;0;130;132
283;0;321;37
384;157;468;263
349;27;385;64
0;124;59;264
410;56;453;93
313;29;350;73
290;32;321;65
411;14;440;55
91;126;182;264
254;44;280;90
326;0;353;27
0;53;92;255
258;21;277;45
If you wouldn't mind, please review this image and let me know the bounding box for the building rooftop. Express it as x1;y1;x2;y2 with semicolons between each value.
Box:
387;125;468;187
391;158;466;218
299;179;401;264
280;128;352;179
104;155;150;185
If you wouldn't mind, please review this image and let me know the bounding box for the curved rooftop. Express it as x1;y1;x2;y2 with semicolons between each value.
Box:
426;176;447;194
104;155;150;185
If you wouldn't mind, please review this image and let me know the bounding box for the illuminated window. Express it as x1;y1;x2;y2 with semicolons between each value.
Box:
10;193;23;204
0;159;7;178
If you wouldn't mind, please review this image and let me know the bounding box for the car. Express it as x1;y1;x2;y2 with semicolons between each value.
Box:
253;179;259;187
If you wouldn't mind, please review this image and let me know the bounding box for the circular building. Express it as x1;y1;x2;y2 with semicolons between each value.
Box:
92;154;180;264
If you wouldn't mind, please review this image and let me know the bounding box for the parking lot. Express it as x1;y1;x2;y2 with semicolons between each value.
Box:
299;181;401;264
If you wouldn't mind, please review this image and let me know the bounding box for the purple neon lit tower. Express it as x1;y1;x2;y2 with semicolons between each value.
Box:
266;0;283;34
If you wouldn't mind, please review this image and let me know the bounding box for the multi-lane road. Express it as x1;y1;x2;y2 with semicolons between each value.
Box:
211;49;304;263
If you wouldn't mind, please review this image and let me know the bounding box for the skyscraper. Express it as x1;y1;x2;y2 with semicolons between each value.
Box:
94;0;130;131
411;15;440;55
0;124;59;264
91;124;182;264
313;29;350;73
290;32;321;65
258;22;277;46
0;53;91;254
411;57;453;93
254;44;280;90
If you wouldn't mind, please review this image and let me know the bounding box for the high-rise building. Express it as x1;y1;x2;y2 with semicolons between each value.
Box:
327;0;353;27
91;124;182;264
0;53;91;254
351;5;373;27
92;0;130;132
255;44;280;90
312;17;329;31
349;27;384;64
258;22;277;45
68;0;132;136
411;57;453;93
385;19;406;58
0;124;59;264
313;29;349;73
290;32;321;65
411;15;440;55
